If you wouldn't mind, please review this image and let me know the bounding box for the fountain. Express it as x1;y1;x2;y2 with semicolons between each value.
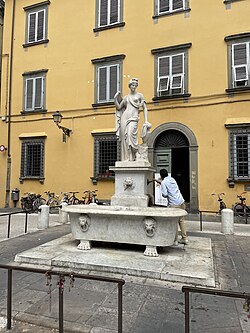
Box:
63;78;187;257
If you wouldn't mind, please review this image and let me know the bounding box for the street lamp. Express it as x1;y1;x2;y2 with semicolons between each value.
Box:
52;111;72;142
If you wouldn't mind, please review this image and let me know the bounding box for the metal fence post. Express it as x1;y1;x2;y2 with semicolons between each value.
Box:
7;214;11;238
199;211;203;231
24;211;28;234
7;268;12;330
58;274;64;333
184;290;190;333
118;282;123;333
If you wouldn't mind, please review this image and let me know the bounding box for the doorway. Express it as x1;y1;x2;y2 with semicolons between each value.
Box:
154;130;190;204
147;122;199;213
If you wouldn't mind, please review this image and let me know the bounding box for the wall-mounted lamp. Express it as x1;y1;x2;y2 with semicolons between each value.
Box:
52;111;72;142
0;144;7;152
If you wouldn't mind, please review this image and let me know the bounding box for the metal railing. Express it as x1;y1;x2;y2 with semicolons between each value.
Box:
0;263;125;333
0;210;30;238
199;210;218;231
182;286;250;333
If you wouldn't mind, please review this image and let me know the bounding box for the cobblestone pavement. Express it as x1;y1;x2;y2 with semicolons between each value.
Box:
0;215;249;332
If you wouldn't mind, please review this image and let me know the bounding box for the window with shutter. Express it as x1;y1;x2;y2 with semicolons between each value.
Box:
97;64;119;102
92;54;124;105
157;53;184;96
225;33;250;91
152;43;191;99
23;70;47;112
98;0;120;27
232;42;250;87
158;0;185;15
24;2;49;46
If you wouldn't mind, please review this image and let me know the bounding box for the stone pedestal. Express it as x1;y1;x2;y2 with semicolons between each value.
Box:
110;160;155;207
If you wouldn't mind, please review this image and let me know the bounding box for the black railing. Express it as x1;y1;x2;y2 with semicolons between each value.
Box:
0;210;30;238
199;210;218;231
182;286;250;333
0;263;125;333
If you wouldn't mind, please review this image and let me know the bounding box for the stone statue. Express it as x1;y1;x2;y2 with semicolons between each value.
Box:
114;78;151;161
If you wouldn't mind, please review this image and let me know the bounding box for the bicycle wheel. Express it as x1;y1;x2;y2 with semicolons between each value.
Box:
233;204;245;219
48;198;60;213
33;197;46;211
72;198;80;205
21;199;32;212
244;206;250;223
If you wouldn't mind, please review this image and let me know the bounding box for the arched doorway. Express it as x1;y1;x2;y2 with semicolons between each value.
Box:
147;122;199;213
154;130;190;203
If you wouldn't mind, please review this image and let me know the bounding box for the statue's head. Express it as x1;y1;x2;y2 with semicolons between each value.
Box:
128;78;138;88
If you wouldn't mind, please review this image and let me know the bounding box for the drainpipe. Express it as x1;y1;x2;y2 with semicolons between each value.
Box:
5;0;16;208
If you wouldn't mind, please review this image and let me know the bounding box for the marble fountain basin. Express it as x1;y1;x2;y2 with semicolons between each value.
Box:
63;204;187;257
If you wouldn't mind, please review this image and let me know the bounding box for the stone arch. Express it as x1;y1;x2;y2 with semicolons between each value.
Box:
147;122;199;213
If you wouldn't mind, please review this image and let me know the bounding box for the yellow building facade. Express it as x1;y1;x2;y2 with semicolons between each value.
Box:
0;0;250;212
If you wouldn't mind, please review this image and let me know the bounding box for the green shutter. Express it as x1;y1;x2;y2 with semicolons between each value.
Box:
100;0;108;26
110;0;119;24
98;67;107;102
37;10;45;41
28;13;36;42
109;65;118;100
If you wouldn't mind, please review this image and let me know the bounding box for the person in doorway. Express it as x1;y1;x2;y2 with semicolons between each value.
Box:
154;168;188;245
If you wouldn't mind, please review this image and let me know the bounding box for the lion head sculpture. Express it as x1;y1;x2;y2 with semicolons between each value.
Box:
79;215;90;232
144;218;157;237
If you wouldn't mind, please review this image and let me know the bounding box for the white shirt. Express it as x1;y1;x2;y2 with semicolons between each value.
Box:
161;175;184;206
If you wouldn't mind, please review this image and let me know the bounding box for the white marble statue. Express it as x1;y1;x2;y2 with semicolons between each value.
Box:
114;78;151;161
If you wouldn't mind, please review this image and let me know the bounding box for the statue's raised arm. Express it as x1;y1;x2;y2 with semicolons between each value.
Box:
114;91;124;140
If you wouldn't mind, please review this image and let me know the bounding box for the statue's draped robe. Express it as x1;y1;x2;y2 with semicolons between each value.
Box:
116;93;145;161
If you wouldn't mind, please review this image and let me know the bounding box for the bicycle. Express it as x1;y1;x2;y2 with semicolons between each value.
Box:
233;192;250;223
62;191;84;205
82;190;98;204
44;191;61;212
21;192;36;212
32;193;46;211
21;192;45;212
211;193;226;213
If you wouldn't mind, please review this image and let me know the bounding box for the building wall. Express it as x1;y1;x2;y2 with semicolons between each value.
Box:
0;0;250;211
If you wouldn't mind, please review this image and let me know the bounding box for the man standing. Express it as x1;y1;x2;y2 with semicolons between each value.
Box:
157;169;188;245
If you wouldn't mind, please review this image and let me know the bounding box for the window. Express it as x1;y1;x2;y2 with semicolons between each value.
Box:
23;70;47;112
92;54;125;105
20;137;45;183
92;132;120;181
95;0;124;31
225;33;250;92
152;43;191;99
154;0;190;17
24;1;50;46
227;126;250;186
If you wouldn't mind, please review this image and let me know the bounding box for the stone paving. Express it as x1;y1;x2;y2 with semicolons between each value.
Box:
0;213;249;332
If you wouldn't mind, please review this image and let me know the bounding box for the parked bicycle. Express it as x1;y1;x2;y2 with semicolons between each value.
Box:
211;192;227;213
21;192;45;212
82;190;98;204
61;191;84;205
44;191;61;212
233;192;250;223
